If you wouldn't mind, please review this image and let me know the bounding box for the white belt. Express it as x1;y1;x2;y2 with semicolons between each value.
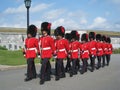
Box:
91;48;96;50
98;48;102;51
27;48;36;50
84;50;89;53
104;48;107;50
27;48;37;53
42;47;51;50
109;48;111;50
59;48;66;52
71;49;78;52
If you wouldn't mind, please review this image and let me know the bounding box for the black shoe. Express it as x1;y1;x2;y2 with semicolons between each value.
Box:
40;79;44;85
80;71;84;74
60;74;66;78
70;73;73;77
24;77;32;82
55;76;59;81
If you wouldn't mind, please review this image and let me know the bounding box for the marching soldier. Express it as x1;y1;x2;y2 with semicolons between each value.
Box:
65;33;71;72
96;34;103;69
76;33;81;70
88;32;97;72
101;35;107;67
54;26;69;81
69;30;80;77
39;22;55;85
23;24;39;81
106;37;113;66
80;33;89;74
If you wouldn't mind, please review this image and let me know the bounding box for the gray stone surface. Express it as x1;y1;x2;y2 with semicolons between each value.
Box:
0;54;120;90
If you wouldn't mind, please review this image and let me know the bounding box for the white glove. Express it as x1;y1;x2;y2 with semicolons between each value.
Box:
38;55;41;58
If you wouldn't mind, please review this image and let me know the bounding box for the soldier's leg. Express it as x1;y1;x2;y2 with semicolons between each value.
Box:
97;56;101;69
90;56;95;72
102;55;105;67
61;59;66;78
55;59;61;81
84;58;88;72
76;58;80;70
46;60;51;81
40;58;48;84
81;59;85;74
106;54;110;66
25;58;33;81
32;58;37;78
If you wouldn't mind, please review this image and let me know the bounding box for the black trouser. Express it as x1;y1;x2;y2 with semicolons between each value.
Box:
55;59;65;78
76;58;80;70
70;59;77;75
27;58;36;78
40;58;51;80
102;55;105;67
81;58;88;74
97;56;101;69
106;54;111;66
90;55;96;71
65;57;71;71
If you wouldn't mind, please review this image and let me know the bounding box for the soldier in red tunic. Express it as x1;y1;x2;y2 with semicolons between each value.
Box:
69;31;80;77
23;25;39;81
101;35;107;67
88;32;97;72
80;33;89;74
65;33;71;72
39;22;55;85
76;33;81;70
54;26;69;81
106;37;113;66
96;34;103;69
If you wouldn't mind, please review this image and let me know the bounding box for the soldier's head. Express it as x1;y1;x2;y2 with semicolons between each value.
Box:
54;26;65;39
81;33;88;43
106;37;111;43
102;35;107;42
70;30;79;41
65;33;71;41
27;24;37;38
96;34;101;41
89;32;96;41
41;22;51;36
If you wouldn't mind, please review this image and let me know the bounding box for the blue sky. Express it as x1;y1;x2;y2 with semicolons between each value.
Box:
0;0;120;31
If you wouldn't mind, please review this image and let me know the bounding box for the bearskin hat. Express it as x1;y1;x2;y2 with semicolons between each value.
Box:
54;26;65;37
106;37;111;43
89;32;96;40
96;34;101;41
102;35;107;42
81;33;88;42
65;33;71;41
27;24;37;37
70;30;79;40
77;33;80;41
41;22;51;35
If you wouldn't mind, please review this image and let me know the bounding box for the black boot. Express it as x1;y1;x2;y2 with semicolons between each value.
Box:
55;76;59;81
40;79;44;85
24;77;32;82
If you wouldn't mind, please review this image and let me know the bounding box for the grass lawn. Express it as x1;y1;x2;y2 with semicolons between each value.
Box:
0;50;40;66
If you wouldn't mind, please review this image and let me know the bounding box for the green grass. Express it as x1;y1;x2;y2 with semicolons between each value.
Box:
0;50;40;66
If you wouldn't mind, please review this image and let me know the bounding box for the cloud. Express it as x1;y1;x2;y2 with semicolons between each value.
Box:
43;9;66;20
109;0;120;4
3;3;53;14
3;4;25;14
88;17;110;29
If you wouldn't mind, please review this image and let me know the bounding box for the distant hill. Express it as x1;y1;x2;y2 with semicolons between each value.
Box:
0;27;120;37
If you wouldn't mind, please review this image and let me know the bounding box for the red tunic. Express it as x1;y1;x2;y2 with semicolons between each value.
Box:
88;40;97;56
55;38;69;59
39;35;55;59
107;43;113;55
69;41;80;59
96;41;103;56
80;42;89;59
101;42;108;55
25;37;39;59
